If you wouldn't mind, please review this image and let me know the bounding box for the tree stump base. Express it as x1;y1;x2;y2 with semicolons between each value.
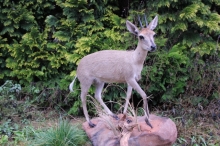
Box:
82;114;177;146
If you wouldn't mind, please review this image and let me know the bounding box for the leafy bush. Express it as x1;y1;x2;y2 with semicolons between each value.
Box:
137;0;220;103
143;44;190;103
0;0;219;112
0;0;56;84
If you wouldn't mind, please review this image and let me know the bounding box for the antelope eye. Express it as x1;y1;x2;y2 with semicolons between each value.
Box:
139;35;144;40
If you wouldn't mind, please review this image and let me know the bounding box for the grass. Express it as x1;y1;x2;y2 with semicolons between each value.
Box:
30;120;88;146
1;88;219;146
153;98;220;146
2;104;219;146
10;119;89;146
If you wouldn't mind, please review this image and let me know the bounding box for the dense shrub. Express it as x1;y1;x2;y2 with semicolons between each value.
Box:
139;0;220;104
0;0;219;113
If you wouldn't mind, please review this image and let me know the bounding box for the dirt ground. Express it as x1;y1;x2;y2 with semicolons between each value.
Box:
9;98;217;145
28;101;220;145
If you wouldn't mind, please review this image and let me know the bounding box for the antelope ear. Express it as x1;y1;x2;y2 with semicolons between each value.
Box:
147;15;158;30
126;20;139;36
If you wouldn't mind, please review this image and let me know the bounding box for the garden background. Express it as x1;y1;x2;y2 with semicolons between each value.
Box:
0;0;219;145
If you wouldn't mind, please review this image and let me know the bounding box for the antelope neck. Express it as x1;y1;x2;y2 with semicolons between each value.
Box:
133;43;148;64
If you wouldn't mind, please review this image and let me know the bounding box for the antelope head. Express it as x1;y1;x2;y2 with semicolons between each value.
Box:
126;15;158;52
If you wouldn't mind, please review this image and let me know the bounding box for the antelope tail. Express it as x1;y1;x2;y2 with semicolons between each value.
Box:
69;76;77;92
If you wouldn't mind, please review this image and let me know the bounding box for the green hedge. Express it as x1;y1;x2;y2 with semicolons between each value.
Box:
0;0;219;109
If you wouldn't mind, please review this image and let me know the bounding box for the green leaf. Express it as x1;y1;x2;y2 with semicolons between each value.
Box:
179;4;200;19
45;15;59;27
53;31;71;41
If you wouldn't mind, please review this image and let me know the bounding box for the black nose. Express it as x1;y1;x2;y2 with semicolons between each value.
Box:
151;45;156;51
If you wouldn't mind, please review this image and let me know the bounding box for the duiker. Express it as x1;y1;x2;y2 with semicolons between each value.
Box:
69;15;158;128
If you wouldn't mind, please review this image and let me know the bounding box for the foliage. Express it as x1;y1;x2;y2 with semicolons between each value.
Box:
0;80;21;99
0;135;8;145
30;120;88;146
154;98;220;146
0;81;28;141
0;0;219;114
48;0;130;113
133;0;220;103
0;80;86;145
0;119;19;138
0;80;73;121
11;126;36;146
0;0;56;84
0;80;71;145
142;44;189;103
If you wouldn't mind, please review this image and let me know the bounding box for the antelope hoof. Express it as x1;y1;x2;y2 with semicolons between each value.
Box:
89;121;96;128
145;117;153;129
112;114;120;120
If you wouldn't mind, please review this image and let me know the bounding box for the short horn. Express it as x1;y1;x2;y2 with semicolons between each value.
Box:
144;14;148;27
138;15;143;28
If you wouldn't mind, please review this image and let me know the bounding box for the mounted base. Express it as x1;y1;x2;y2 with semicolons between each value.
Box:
82;114;177;146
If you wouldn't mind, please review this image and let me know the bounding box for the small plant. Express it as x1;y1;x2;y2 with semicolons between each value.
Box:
0;80;21;99
0;119;19;138
0;135;8;145
31;120;88;146
11;126;41;146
